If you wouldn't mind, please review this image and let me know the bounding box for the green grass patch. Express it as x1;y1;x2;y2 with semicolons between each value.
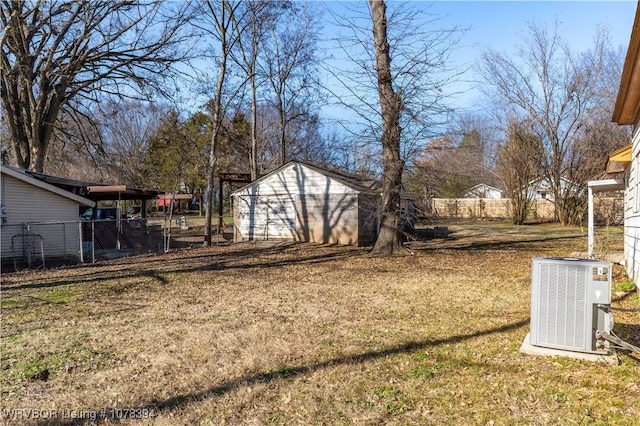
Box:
408;366;434;378
44;289;75;305
0;298;20;308
1;289;73;309
614;280;637;292
0;345;115;384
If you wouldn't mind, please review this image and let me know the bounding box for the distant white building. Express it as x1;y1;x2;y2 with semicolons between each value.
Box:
526;177;576;200
464;183;503;199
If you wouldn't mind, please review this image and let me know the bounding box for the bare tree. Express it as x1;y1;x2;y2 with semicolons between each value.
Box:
404;117;498;216
571;42;631;180
479;21;610;225
260;2;322;166
368;0;404;254
496;118;543;225
326;2;464;161
327;1;464;254
231;1;277;180
43;104;105;181
97;101;168;188
0;1;192;173
195;0;245;246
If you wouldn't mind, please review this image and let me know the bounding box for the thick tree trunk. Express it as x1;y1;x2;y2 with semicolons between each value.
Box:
369;0;406;255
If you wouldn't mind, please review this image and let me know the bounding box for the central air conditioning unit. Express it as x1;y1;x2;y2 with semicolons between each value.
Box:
530;257;613;354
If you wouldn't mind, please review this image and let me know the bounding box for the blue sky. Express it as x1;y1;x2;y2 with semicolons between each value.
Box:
320;1;637;117
435;1;637;108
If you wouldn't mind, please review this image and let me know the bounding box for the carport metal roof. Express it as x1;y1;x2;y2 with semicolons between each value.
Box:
24;171;163;201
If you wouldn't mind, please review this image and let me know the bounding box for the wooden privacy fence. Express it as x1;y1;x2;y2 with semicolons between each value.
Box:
430;197;623;224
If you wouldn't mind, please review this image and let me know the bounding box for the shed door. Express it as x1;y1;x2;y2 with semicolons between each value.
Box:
242;196;296;240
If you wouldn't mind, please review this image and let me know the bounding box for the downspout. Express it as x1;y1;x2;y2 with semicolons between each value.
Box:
587;185;594;258
116;192;122;250
1;150;8;224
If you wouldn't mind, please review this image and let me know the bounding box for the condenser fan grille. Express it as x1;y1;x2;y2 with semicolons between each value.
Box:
536;263;587;350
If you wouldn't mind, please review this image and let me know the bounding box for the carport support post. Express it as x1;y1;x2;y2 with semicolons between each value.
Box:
116;194;122;250
218;176;224;232
91;220;95;264
588;185;594;258
586;179;625;259
78;221;84;264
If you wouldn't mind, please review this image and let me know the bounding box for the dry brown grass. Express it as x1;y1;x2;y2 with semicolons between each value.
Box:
1;221;638;425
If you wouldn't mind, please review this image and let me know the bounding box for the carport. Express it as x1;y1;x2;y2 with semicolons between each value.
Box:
23;171;163;217
24;171;165;261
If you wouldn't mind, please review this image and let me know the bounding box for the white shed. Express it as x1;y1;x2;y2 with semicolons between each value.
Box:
1;165;95;266
231;162;381;246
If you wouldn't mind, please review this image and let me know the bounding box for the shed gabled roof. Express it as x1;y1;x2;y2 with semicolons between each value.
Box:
298;162;381;193
2;166;95;207
231;161;381;195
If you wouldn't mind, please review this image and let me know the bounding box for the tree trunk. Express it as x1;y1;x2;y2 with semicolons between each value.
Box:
203;0;231;247
250;75;258;180
203;75;225;247
278;94;287;166
369;0;406;255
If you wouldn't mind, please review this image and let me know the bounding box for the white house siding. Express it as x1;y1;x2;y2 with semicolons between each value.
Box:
624;126;640;282
1;172;85;262
3;174;82;223
464;184;503;199
232;163;371;245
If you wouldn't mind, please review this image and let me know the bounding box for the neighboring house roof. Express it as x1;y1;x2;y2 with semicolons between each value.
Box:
464;183;503;197
2;165;95;207
527;176;574;188
232;161;381;195
613;2;640;125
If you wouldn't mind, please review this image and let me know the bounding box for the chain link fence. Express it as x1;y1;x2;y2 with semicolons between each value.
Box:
1;219;165;272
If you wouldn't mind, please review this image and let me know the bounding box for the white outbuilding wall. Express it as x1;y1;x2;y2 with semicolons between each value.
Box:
232;162;380;246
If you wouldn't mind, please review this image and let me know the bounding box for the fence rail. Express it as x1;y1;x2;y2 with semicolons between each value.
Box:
430;197;623;224
1;219;166;271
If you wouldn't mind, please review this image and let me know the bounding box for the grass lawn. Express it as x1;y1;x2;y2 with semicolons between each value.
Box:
1;221;638;425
